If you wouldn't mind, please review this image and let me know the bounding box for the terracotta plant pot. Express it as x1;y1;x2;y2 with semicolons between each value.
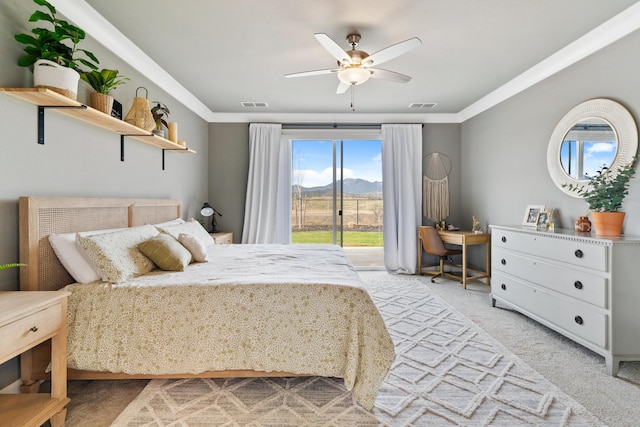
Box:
89;93;114;115
591;211;625;236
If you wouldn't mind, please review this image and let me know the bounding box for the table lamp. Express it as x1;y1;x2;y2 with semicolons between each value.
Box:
200;202;222;233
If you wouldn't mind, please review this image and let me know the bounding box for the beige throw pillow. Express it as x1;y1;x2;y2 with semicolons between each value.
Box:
138;233;193;271
156;218;215;248
178;233;208;262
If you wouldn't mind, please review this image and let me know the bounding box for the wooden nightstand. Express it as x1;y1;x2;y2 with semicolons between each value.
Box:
210;231;233;244
0;291;70;427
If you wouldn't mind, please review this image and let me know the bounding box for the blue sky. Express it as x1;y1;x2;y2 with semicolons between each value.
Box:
292;140;382;188
560;141;616;179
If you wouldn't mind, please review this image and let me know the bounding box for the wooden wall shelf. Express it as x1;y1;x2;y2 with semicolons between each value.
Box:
0;88;195;169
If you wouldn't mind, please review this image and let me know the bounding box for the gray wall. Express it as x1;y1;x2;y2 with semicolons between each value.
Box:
461;29;640;244
422;124;462;227
208;123;249;242
0;3;209;388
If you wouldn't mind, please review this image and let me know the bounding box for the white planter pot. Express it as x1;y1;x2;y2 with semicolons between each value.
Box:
33;59;80;100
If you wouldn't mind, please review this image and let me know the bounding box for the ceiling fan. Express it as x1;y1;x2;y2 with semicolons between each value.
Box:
285;33;422;95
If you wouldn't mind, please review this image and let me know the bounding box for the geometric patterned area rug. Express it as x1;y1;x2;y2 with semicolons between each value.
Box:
111;277;602;426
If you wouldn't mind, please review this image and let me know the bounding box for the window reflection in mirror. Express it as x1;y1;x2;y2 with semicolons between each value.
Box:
560;118;617;180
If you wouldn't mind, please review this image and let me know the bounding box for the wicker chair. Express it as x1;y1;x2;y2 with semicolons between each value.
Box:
417;226;463;283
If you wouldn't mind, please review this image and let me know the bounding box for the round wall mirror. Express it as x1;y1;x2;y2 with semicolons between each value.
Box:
547;98;638;197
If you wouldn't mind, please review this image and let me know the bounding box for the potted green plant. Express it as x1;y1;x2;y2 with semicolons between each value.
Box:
150;102;170;137
80;69;129;114
14;0;99;100
563;161;636;236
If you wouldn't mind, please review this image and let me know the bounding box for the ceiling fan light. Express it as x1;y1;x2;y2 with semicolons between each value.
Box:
337;67;370;85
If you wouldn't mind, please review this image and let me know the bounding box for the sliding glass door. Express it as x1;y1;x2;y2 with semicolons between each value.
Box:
291;139;335;244
290;133;383;267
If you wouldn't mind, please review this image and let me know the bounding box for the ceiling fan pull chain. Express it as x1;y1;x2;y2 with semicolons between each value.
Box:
350;83;356;111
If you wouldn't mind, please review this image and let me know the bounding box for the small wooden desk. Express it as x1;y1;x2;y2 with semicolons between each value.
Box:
438;230;491;289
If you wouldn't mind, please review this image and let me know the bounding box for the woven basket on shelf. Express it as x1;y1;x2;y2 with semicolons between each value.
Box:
35;85;76;100
90;93;114;115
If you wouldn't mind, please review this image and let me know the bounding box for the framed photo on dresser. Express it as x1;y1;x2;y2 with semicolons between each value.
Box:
536;211;550;227
523;205;545;226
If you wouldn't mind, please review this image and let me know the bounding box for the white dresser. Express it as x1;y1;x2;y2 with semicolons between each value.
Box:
490;225;640;375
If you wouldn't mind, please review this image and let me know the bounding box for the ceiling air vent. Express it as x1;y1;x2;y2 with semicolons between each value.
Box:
408;103;437;108
241;101;269;108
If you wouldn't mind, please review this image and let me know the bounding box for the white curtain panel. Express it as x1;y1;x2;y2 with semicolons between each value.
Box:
242;123;291;244
381;124;422;274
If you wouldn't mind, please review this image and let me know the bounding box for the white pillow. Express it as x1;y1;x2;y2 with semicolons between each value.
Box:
49;227;125;283
156;218;215;248
178;233;208;262
76;224;159;283
152;218;185;227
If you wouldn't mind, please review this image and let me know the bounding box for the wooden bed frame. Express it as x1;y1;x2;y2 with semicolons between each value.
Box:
19;196;299;390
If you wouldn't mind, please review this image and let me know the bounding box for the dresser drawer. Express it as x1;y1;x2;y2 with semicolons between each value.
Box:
492;230;607;272
492;272;607;348
492;249;608;308
0;304;61;361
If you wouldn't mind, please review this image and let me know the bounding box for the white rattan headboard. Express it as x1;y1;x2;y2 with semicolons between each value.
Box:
19;196;182;291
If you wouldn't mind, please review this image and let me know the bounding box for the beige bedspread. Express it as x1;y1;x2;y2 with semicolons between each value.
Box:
64;244;395;409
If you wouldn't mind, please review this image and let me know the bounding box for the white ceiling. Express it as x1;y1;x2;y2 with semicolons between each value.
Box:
23;1;640;122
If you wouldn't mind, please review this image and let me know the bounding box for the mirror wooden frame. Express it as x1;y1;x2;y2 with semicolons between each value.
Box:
547;98;638;197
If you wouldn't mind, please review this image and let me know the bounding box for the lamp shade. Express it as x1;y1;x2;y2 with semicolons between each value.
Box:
200;202;214;217
338;67;371;85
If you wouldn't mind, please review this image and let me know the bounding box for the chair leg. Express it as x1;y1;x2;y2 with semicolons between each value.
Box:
431;257;446;283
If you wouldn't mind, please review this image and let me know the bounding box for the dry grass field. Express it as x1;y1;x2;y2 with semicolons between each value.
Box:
292;196;383;229
292;196;383;246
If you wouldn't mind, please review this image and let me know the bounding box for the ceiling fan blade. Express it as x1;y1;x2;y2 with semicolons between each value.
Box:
336;81;351;94
285;69;339;78
314;33;351;65
362;37;422;67
369;68;412;83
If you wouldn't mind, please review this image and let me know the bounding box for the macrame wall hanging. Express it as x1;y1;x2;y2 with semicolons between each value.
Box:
423;152;451;222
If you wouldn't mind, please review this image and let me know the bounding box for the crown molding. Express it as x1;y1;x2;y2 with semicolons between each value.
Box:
51;1;640;125
206;112;461;124
49;0;217;122
459;2;640;122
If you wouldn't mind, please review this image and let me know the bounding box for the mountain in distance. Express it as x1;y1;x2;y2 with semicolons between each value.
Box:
293;178;382;197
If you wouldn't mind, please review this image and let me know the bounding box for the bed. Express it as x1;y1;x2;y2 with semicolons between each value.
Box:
18;196;395;409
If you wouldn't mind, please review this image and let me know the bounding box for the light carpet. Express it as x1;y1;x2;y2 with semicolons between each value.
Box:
111;276;601;426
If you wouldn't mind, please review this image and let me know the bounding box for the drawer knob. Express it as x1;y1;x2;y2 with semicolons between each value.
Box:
501;259;506;265
574;315;584;325
501;283;506;290
501;236;507;243
574;281;583;290
30;326;38;332
574;249;583;258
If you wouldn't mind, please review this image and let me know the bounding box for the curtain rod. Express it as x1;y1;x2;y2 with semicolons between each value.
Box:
282;123;380;130
281;123;424;129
